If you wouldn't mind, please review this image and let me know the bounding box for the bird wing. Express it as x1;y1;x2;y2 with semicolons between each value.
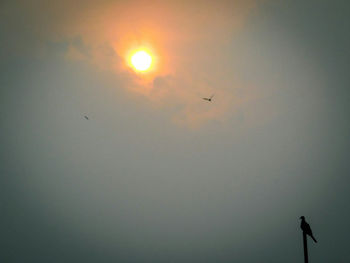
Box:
203;98;209;101
302;222;315;238
305;223;313;235
210;94;215;99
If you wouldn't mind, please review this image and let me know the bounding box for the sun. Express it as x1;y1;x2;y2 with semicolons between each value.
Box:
131;50;152;71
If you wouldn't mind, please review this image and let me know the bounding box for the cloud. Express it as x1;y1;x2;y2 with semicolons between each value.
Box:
1;0;259;127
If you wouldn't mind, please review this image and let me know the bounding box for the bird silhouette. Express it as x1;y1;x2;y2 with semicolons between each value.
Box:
300;216;317;243
84;116;89;120
202;94;214;102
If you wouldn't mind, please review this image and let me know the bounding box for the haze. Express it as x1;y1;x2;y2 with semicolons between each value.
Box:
1;0;350;262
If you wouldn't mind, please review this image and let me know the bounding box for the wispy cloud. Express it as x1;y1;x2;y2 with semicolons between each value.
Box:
2;0;259;127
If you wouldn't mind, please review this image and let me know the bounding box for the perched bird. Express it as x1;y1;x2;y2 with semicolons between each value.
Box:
203;94;214;102
84;116;89;120
300;216;317;243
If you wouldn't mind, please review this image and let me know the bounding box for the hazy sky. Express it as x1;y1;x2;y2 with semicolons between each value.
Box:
1;0;350;262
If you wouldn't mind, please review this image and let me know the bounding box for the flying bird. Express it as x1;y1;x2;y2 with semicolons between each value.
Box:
84;116;89;120
300;216;317;243
203;94;214;102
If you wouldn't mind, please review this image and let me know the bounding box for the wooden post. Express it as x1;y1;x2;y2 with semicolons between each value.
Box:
303;232;308;263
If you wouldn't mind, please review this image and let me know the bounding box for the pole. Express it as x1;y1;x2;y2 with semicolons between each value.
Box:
303;232;308;263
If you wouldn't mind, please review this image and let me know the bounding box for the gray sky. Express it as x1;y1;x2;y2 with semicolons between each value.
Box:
1;0;350;262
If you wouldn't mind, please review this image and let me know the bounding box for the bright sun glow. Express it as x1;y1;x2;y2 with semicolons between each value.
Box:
131;51;152;71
